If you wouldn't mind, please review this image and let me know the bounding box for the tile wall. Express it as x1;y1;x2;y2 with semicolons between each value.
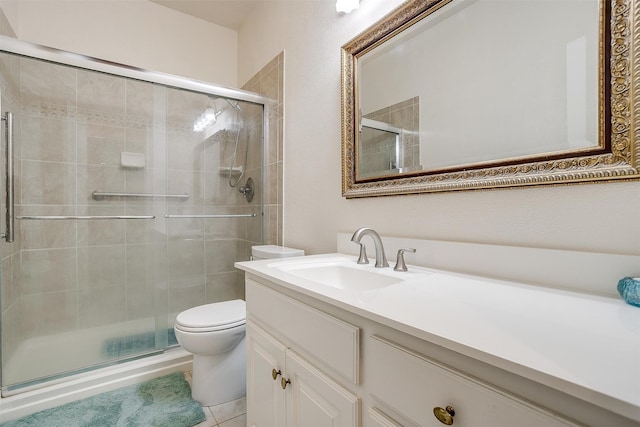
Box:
0;6;14;38
242;52;284;246
361;96;420;176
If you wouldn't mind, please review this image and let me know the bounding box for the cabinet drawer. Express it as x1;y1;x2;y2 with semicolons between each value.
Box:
368;336;579;427
246;278;359;384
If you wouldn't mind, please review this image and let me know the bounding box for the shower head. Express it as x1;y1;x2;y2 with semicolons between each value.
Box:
208;96;243;113
225;99;243;113
193;100;224;132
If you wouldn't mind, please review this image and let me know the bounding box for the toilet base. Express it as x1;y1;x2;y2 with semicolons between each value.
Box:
191;336;246;407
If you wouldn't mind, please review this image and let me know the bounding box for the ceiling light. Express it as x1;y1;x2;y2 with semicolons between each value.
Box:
336;0;359;14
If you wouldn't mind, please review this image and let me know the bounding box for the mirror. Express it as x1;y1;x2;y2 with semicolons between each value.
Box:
341;0;640;197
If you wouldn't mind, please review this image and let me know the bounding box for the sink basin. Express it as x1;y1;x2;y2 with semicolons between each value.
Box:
271;258;405;291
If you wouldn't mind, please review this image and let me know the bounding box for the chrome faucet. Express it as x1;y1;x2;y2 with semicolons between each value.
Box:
350;227;389;268
394;248;416;272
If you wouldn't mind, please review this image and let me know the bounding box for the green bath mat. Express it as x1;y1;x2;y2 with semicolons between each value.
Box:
0;372;206;427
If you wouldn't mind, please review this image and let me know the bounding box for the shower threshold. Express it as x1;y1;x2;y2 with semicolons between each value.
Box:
2;317;179;394
0;347;191;423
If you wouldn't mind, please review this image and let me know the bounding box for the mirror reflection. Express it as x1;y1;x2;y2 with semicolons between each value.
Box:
359;97;421;177
356;0;601;180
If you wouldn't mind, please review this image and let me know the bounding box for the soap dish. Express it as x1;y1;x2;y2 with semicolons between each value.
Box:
617;277;640;307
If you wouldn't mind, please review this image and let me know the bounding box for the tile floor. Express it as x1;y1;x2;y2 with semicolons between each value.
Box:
184;371;247;427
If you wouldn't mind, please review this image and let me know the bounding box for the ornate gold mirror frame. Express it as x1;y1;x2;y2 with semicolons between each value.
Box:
341;0;639;198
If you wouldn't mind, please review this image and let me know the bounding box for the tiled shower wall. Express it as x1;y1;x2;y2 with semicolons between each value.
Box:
243;52;284;246
0;5;14;38
361;96;420;176
0;48;267;373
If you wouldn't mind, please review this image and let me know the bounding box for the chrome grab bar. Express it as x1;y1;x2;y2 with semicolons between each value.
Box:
92;191;189;200
17;215;155;220
1;112;13;243
164;214;257;219
17;214;254;220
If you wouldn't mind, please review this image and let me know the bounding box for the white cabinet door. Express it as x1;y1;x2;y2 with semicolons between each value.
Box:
285;350;359;427
247;321;287;427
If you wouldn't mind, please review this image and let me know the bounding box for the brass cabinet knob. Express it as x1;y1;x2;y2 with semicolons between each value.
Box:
272;369;281;380
281;377;291;390
433;406;455;425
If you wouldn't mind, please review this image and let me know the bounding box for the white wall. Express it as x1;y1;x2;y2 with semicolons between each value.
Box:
3;0;238;86
238;1;640;267
4;0;639;289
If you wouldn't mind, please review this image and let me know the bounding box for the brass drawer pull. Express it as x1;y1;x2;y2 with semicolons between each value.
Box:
433;406;455;425
281;377;291;389
272;369;281;380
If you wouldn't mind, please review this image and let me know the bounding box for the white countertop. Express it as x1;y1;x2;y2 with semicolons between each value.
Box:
236;253;640;422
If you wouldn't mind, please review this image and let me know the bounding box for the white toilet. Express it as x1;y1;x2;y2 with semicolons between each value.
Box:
174;245;304;407
251;244;304;260
174;299;247;406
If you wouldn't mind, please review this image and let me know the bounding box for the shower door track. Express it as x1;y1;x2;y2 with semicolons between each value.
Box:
1;349;166;396
0;35;273;106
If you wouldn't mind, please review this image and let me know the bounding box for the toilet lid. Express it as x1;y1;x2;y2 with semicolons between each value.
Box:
175;300;246;332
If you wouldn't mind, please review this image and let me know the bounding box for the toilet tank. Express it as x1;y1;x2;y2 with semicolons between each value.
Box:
251;245;304;260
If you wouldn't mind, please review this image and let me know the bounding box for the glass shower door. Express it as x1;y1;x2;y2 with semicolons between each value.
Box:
0;41;269;396
0;51;170;391
163;88;263;326
0;45;264;394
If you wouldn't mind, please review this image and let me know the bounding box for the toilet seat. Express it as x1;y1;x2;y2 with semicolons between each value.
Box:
175;300;246;333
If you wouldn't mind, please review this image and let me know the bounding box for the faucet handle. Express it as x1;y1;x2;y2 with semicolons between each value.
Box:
356;243;369;265
394;248;416;272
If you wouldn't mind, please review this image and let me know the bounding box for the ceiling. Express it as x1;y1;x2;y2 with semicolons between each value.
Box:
149;0;260;31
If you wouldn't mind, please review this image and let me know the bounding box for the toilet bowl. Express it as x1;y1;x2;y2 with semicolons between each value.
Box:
174;299;246;406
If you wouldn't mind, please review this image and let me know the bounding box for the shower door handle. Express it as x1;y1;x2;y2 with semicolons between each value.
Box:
1;111;13;243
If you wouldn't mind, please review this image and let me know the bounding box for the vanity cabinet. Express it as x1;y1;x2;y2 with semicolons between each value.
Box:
243;273;620;427
246;278;359;427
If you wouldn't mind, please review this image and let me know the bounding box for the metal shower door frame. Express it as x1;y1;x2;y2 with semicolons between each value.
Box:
0;34;272;391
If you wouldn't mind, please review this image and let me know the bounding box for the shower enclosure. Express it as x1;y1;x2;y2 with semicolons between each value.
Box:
0;36;267;394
